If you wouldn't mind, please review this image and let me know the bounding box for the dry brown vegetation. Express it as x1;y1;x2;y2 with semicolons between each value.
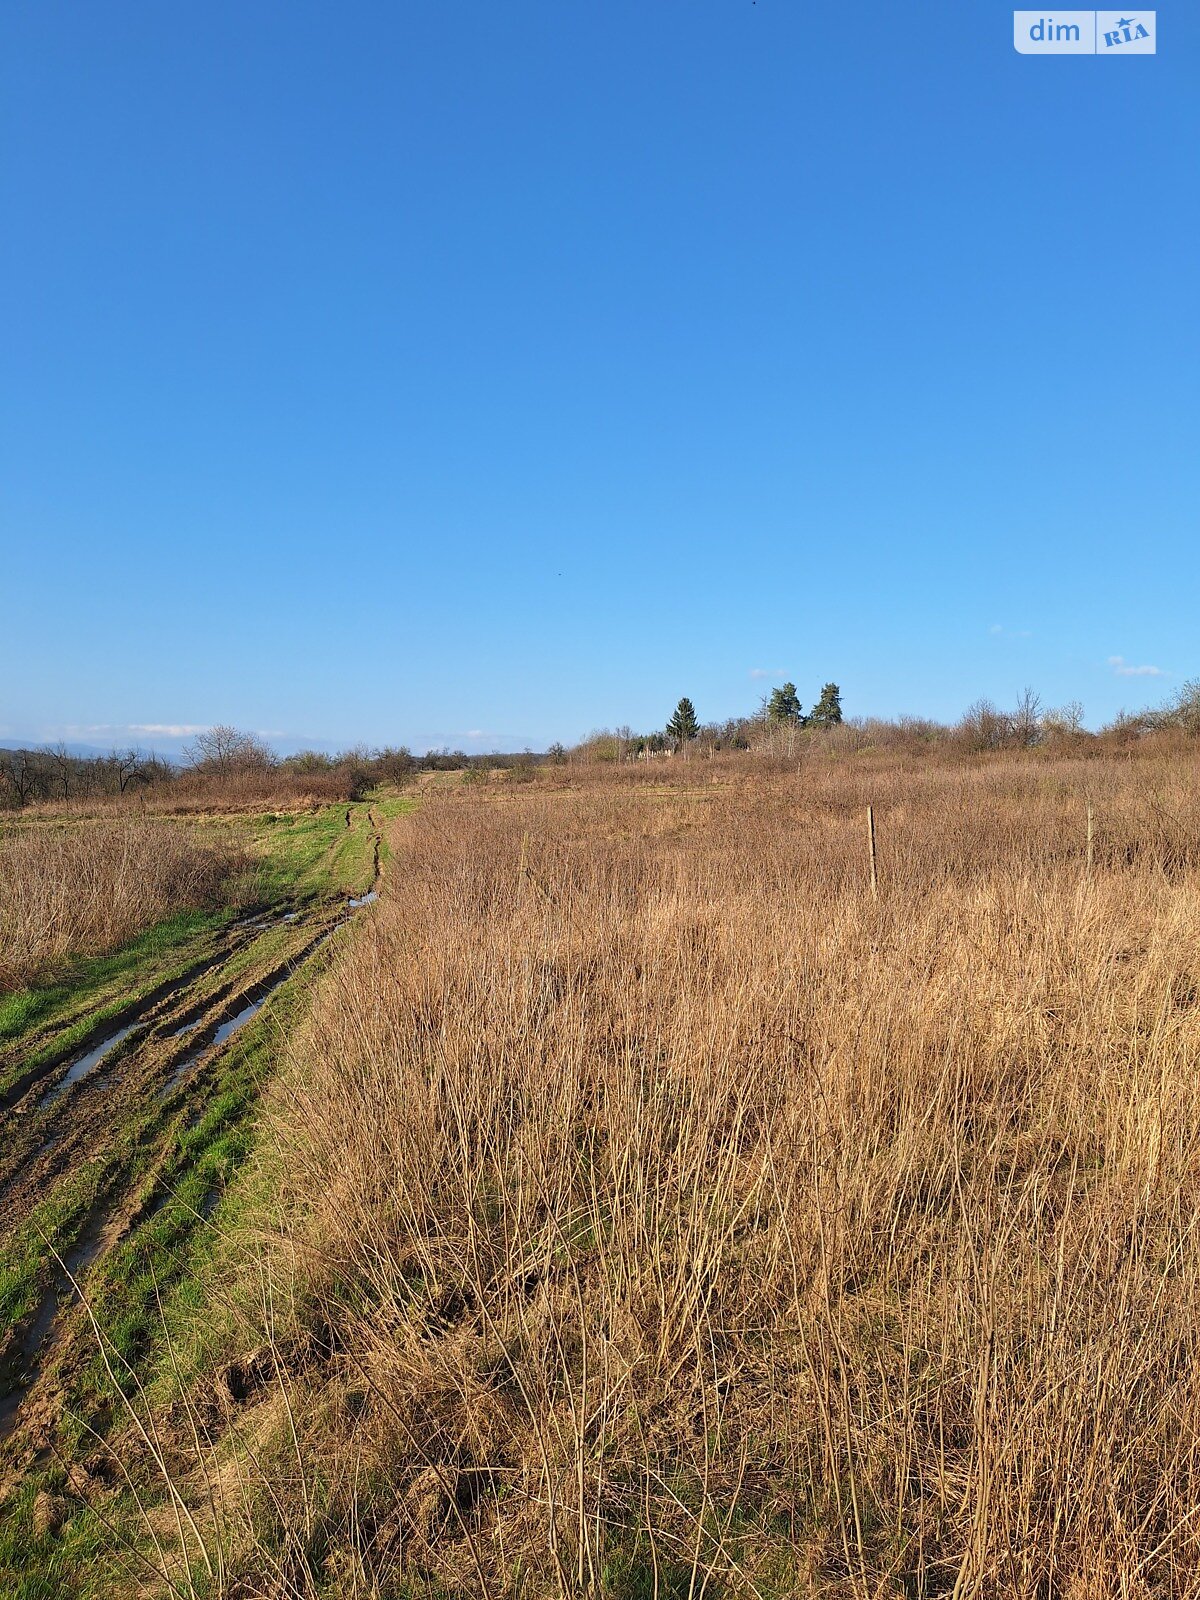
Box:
160;766;361;812
127;749;1200;1595
0;817;247;992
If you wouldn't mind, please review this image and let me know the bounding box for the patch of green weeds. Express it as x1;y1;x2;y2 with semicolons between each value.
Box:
0;1473;149;1600
250;795;412;902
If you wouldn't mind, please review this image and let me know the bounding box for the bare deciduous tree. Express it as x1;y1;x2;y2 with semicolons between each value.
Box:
47;742;74;800
183;725;276;774
1043;700;1086;741
957;699;1011;752
116;748;148;793
1010;687;1043;748
0;749;38;806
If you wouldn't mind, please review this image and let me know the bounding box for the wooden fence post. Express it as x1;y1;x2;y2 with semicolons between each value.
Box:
867;805;878;899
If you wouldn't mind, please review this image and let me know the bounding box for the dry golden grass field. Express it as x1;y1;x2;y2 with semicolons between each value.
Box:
6;747;1200;1599
120;744;1199;1599
0;817;247;993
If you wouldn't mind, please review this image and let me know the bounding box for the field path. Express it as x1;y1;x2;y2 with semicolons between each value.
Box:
0;796;396;1460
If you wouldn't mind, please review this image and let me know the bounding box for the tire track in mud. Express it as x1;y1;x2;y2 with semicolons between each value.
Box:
362;809;383;899
0;911;340;1226
0;926;266;1117
0;805;391;1451
0;1195;116;1443
0;902;365;1446
0;913;319;1198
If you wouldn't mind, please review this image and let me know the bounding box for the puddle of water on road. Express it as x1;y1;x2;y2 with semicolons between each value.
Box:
212;995;265;1047
347;890;378;908
3;912;362;1438
161;994;263;1097
162;924;346;1098
38;1024;141;1111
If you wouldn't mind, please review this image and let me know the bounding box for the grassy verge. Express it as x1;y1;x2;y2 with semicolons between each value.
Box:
248;793;412;903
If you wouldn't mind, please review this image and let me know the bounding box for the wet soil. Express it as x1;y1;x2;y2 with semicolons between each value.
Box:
0;810;387;1451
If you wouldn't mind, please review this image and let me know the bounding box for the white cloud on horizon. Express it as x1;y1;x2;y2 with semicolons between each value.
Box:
748;668;787;681
1108;656;1165;678
49;722;210;741
54;722;284;742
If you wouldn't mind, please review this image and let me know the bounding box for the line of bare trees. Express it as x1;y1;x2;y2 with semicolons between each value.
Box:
0;744;175;808
0;724;552;810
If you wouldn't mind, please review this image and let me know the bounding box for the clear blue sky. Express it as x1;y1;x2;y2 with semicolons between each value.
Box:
2;1;1196;754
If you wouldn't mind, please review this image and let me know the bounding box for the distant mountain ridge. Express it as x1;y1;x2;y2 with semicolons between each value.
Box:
0;739;177;760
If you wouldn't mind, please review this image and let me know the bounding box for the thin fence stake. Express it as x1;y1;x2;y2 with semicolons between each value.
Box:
1086;804;1095;875
867;805;878;899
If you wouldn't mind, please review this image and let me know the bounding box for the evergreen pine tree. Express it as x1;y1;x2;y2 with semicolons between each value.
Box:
809;683;843;728
766;682;804;724
666;697;699;747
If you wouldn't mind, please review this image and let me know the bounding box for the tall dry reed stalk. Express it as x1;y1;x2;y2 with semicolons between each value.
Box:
136;752;1200;1596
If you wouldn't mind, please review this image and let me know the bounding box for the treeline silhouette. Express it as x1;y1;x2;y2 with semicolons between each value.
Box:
0;734;547;810
571;679;1200;761
5;679;1197;808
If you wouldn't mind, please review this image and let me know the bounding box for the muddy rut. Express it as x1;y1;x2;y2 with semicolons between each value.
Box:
0;813;387;1450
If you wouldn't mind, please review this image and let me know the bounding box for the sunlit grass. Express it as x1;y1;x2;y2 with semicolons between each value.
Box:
14;757;1200;1594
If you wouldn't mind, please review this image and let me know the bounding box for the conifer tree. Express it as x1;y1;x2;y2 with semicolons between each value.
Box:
809;683;843;728
766;682;804;724
666;697;699;747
